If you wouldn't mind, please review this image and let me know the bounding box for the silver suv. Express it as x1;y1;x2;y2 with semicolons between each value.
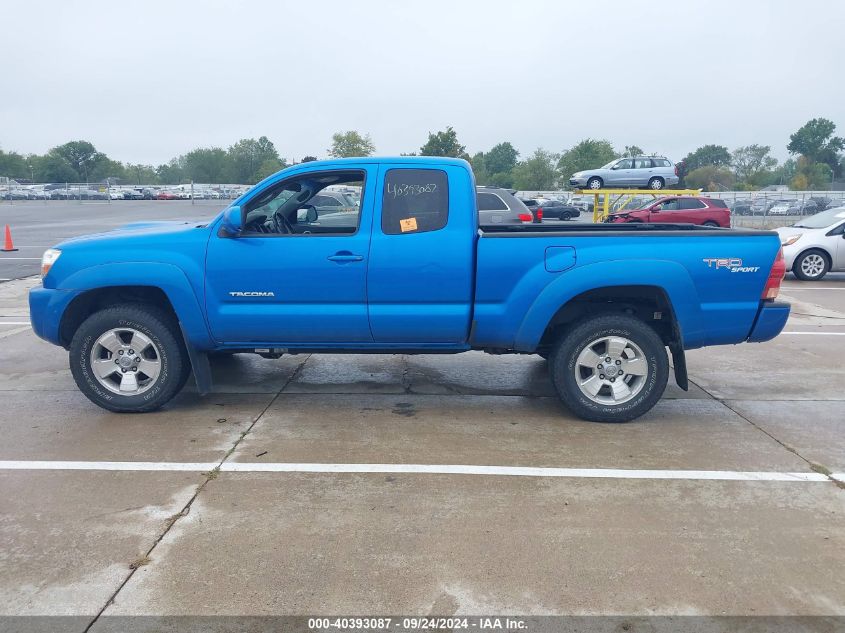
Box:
569;156;679;190
477;187;535;225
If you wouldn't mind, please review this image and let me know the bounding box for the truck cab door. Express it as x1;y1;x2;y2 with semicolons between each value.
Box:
366;164;475;344
204;166;376;345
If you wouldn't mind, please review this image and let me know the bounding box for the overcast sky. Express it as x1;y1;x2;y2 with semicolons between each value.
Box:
2;0;844;165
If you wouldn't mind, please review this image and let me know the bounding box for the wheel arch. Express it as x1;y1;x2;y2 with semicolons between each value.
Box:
794;246;832;269
55;262;213;350
512;260;703;354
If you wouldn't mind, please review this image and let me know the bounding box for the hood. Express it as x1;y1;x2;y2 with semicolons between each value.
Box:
775;225;810;238
56;219;210;249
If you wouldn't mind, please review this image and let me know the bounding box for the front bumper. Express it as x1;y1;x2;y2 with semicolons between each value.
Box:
747;301;790;343
29;286;78;347
569;178;587;187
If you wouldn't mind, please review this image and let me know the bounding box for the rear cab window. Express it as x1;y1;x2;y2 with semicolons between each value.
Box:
382;169;448;234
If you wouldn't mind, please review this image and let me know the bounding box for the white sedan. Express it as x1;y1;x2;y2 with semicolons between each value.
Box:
777;207;845;280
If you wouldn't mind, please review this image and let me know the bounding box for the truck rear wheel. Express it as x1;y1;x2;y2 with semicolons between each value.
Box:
549;314;668;423
69;304;190;413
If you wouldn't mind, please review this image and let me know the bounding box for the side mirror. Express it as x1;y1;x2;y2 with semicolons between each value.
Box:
296;205;318;223
221;205;243;236
652;206;661;212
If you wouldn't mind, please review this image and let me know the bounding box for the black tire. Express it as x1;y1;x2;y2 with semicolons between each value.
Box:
793;249;829;281
703;221;719;227
647;177;664;190
586;177;603;190
70;303;190;412
549;314;669;423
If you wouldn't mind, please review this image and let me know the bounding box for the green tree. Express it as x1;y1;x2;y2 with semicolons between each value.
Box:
468;151;489;184
50;140;109;182
787;118;844;177
789;156;832;190
124;164;159;185
420;126;467;158
512;149;559;190
227;136;281;184
557;139;617;180
156;158;186;185
685;165;735;190
731;144;777;183
621;145;644;157
32;153;78;183
0;148;29;180
682;144;731;171
181;147;228;183
253;158;286;182
484;142;519;175
329;130;375;158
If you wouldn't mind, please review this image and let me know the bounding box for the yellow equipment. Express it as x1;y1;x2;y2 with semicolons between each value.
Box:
574;189;703;223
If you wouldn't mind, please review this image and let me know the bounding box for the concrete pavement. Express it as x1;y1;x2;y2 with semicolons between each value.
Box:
0;276;843;628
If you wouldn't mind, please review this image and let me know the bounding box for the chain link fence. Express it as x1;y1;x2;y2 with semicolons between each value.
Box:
0;181;253;204
516;189;845;228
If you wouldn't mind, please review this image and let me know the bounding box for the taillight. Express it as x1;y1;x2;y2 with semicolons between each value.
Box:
536;208;543;221
518;213;533;223
762;247;786;300
674;166;679;176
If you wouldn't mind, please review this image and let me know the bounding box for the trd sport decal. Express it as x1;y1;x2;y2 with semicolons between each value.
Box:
229;291;276;297
702;258;760;273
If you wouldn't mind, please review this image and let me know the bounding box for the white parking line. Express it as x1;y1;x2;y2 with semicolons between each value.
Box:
0;257;40;260
782;287;845;291
0;460;832;482
0;322;31;325
782;331;845;336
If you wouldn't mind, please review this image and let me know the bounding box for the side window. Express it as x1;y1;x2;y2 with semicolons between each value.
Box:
679;198;706;210
242;170;364;236
614;159;633;170
634;158;653;169
382;169;448;235
477;192;507;211
659;199;680;211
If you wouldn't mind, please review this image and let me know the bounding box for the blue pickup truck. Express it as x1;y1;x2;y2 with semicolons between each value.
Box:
29;157;790;423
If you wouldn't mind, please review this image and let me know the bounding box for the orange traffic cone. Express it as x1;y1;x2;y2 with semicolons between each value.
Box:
2;224;18;252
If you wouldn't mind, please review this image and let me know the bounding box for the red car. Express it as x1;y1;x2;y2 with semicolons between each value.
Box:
605;196;731;227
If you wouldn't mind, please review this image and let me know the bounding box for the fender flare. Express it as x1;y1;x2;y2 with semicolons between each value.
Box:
59;262;214;349
513;259;704;352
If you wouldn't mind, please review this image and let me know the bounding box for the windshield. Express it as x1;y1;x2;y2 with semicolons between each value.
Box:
793;207;845;229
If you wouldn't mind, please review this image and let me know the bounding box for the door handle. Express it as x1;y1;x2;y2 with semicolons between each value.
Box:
327;252;364;263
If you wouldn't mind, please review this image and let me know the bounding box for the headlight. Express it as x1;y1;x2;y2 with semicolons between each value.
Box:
781;235;801;247
41;248;61;277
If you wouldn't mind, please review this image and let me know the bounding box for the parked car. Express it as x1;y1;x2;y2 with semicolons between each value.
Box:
517;198;543;223
537;199;580;220
569;156;679;190
155;191;180;200
476;187;534;225
767;199;796;215
604;196;730;227
30;156;789;424
122;189;145;200
777;206;845;280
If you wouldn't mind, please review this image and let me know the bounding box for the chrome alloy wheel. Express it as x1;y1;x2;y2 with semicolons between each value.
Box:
89;328;161;395
800;253;826;278
574;336;648;405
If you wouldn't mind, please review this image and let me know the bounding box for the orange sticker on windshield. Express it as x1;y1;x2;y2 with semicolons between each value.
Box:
400;217;418;232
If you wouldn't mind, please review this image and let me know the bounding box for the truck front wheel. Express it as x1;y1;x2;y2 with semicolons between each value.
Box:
70;304;190;413
549;314;668;423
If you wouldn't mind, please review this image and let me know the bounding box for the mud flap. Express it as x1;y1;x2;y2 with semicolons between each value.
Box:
669;343;688;391
179;322;212;395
